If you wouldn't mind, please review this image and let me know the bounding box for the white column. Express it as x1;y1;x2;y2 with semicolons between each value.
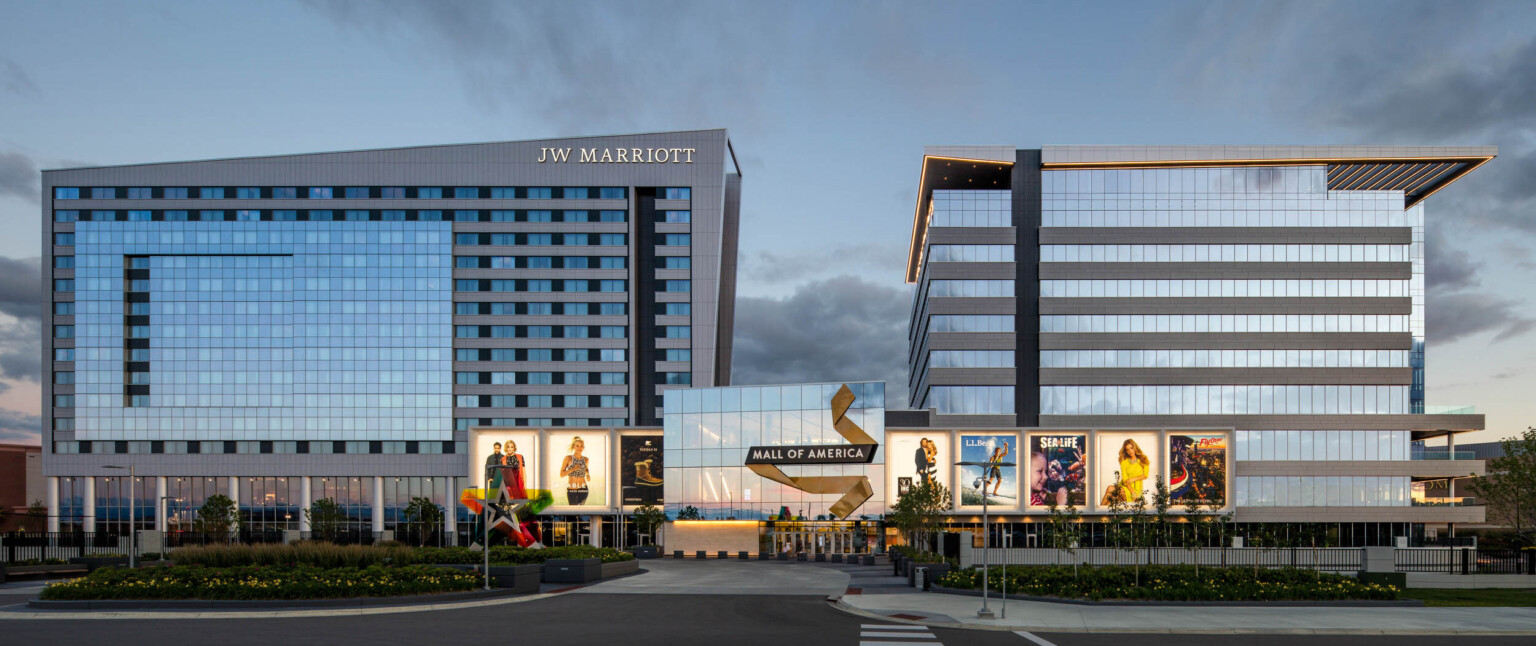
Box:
299;477;312;532
82;476;96;533
155;477;167;532
372;476;385;535
588;515;599;547
46;476;60;533
443;476;457;546
228;477;240;541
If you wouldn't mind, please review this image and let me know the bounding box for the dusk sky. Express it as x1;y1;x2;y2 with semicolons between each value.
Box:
1;0;1532;445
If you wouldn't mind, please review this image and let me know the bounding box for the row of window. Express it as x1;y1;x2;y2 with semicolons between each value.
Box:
453;233;628;246
1045;166;1335;195
453;302;634;316
925;386;1015;415
927;315;1015;333
926;280;1015;298
454;348;630;362
54;209;636;223
1040;349;1411;369
929;190;1013;228
1040;314;1410;334
926;244;1015;263
454;325;630;339
1235;476;1409;507
52;440;460;455
1040;279;1411;298
1040;385;1412;416
455;418;627;431
1040;244;1412;264
454;394;628;408
928;350;1016;368
59;347;450;363
454;255;632;270
662;382;885;415
455;372;628;385
56;186;640;200
1041;209;1412;229
1235;430;1411;462
453;279;630;293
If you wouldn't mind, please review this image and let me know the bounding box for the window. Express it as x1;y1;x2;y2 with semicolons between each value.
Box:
600;210;626;222
164;210;188;221
55;348;75;361
455;372;480;385
342;187;367;199
661;326;690;339
663;303;691;315
527;234;552;246
455;280;480;292
600;326;626;338
55;233;74;245
664;187;691;200
600;257;626;269
129;302;149;314
527;303;553;315
54;256;75;269
599;234;625;245
455;302;480;315
419;210;443;221
599;395;627;408
659;234;691;246
661;280;691;292
456;348;480;362
381;210;406;221
198;210;225;221
564;280;590;293
564;326;590;338
455;326;480;338
455;210;480;222
661;257;691;269
456;233;479;245
455;257;480;269
273;210;298;221
126;188;152;199
55;372;75;386
561;209;586;222
599;303;628;315
129;348;149;361
237;187;261;199
562;187;588;199
565;233;590;246
662;372;691;385
662;349;691;362
600;372;626;385
54;187;80;200
200;187;225;199
54;395;73;407
526;187;552;199
527;326;552;338
527;280;552;292
91;187;116;199
663;210;691;223
419;187;443;199
164;187;188;199
599;280;626;292
527;349;553;361
565;257;589;269
54;210;78;222
381;187;405;199
527;210;552;222
54;325;75;338
309;187;333;199
272;187;297;199
600;349;626;361
309;210;334;221
490;188;516;199
236;209;259;221
127;325;150;338
128;372;149;385
345;210;369;221
600;187;626;199
454;187;480;199
54;279;73;292
90;210;116;221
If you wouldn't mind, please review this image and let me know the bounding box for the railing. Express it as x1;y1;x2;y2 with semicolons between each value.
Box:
163;529;288;547
1413;404;1478;415
1411;449;1477;460
970;547;1364;572
1396;548;1536;574
1;532;132;563
1411;497;1478;507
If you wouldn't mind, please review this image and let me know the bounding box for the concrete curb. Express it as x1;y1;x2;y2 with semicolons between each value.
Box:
0;590;563;621
27;587;524;611
930;583;1424;607
828;597;1536;636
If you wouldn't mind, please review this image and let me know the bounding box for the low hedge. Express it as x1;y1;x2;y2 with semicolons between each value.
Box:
166;543;634;569
39;564;478;600
937;565;1398;602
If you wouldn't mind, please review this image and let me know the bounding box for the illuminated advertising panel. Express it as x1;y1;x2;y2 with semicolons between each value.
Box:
1169;433;1228;505
1027;433;1087;509
958;433;1019;508
886;433;949;499
620;435;664;507
547;432;607;508
1095;432;1160;508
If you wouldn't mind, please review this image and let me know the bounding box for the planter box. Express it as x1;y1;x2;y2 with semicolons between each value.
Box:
909;562;949;588
601;559;639;579
489;565;542;593
814;553;826;562
861;555;876;566
673;550;684;559
4;563;85;576
830;554;844;563
631;546;659;560
776;552;788;561
717;551;729;560
695;550;708;560
738;551;750;560
796;552;808;562
69;557;128;571
542;558;602;583
759;552;771;561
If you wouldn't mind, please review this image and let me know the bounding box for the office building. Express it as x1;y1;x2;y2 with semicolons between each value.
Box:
40;130;741;541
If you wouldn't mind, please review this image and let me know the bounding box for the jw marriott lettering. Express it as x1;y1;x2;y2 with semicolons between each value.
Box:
744;444;878;466
538;147;696;164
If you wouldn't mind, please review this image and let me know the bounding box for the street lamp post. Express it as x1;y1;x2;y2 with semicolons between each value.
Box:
956;458;1015;620
103;465;135;568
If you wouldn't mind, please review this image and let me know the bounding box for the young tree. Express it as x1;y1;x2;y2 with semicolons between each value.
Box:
1182;492;1205;579
1470;427;1536;548
888;479;952;553
676;505;702;520
400;497;444;546
306;497;348;542
1045;498;1082;578
195;494;241;543
1150;475;1172;564
632;504;666;545
22;499;47;533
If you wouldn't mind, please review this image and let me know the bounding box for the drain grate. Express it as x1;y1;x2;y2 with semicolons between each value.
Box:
890;613;926;621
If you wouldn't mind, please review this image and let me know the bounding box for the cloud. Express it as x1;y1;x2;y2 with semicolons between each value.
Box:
0;407;42;444
0;56;35;96
0;255;42;384
0;150;38;202
1427;292;1536;345
730;275;912;407
739;243;906;287
1425;226;1480;292
0;256;41;322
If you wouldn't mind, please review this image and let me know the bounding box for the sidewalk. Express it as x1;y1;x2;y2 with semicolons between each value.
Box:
836;590;1536;635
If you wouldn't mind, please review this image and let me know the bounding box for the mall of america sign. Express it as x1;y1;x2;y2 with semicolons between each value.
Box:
742;384;878;519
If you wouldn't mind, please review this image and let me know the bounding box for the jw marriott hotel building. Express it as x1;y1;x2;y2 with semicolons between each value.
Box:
902;145;1495;542
40;130;741;538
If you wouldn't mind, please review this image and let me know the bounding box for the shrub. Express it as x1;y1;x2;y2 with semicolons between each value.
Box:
164;543;635;568
39;564;477;600
486;545;634;564
936;565;1397;602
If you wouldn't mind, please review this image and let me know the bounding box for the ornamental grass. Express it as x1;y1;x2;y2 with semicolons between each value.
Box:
166;543;635;569
936;565;1398;602
39;564;478;601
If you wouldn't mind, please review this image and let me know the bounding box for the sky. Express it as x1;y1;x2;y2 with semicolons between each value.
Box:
1;0;1533;446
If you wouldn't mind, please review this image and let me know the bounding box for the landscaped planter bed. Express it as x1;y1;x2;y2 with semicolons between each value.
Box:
38;564;479;601
937;565;1401;603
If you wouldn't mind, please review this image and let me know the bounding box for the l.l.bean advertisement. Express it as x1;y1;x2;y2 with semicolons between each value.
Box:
959;434;1018;508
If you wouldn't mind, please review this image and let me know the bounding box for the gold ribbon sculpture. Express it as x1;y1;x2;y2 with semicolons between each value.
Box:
747;384;876;519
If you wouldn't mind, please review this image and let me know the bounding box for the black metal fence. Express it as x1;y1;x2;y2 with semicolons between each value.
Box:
2;532;130;563
1394;548;1536;574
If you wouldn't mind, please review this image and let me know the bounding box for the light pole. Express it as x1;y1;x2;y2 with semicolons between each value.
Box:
103;465;135;568
956;458;1015;620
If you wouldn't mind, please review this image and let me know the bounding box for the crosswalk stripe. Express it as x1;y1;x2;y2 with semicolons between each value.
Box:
1014;631;1057;646
861;632;935;639
861;642;937;646
861;624;928;630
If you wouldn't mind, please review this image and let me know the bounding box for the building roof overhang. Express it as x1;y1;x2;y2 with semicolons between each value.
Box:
905;153;1014;283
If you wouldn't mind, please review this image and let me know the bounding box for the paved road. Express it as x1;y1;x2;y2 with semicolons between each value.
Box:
3;591;1534;646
